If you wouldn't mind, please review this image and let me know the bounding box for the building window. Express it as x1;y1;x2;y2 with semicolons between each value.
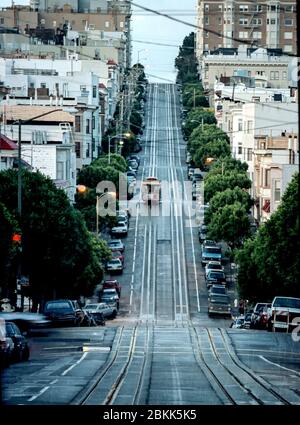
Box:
283;45;293;53
0;18;4;25
205;31;209;38
227;19;231;24
239;5;249;12
92;116;95;130
264;169;270;187
218;17;222;25
282;71;287;79
218;5;222;11
105;21;110;28
120;21;124;28
238;119;243;131
253;31;262;39
255;5;262;12
93;85;97;98
204;16;209;25
247;120;253;133
56;162;65;180
239;32;248;39
239;18;248;25
270;19;276;25
270;5;276;11
40;83;46;89
247;148;252;161
205;4;209;11
285;19;293;26
274;180;281;202
269;71;280;81
82;20;87;26
285;5;293;12
253;18;262;25
284;32;293;39
86;119;90;134
86;144;90;158
238;146;242;154
75;116;81;132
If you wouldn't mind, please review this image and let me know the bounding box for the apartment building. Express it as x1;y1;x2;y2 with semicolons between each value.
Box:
196;1;297;61
0;133;17;171
253;133;298;222
200;46;292;90
1;106;77;201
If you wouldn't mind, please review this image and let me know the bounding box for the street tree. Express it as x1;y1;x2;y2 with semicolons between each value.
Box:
204;171;252;203
0;169;108;309
183;107;216;138
175;32;198;84
208;156;249;175
193;140;230;170
207;202;251;249
236;173;300;302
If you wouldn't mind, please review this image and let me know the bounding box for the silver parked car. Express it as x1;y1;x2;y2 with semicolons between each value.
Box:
106;258;123;273
83;303;117;320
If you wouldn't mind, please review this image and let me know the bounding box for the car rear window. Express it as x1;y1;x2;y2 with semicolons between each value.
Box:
44;301;71;311
273;298;300;309
206;247;221;254
209;272;225;279
210;295;230;304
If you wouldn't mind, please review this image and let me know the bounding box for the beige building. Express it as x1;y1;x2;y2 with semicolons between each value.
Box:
201;47;292;90
253;133;298;223
196;0;297;61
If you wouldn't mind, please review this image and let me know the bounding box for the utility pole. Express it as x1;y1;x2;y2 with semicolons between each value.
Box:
17;120;22;217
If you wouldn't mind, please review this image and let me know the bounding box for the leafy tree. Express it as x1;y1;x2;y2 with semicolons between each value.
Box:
0;202;19;299
193;139;230;170
204;171;252;203
208;156;249;175
183;107;216;138
92;154;127;173
207;202;251;249
77;165;121;189
236;173;300;302
130;110;143;135
188;124;229;156
175;32;198;83
0;169;109;309
205;188;254;226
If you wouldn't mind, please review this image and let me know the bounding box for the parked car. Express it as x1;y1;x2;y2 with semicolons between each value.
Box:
110;222;128;236
192;182;202;200
43;299;85;326
83;303;117;320
206;270;226;287
243;312;252;329
100;289;120;309
108;240;125;253
103;279;121;297
127;159;139;170
198;224;207;243
5;321;30;362
128;155;140;165
250;303;272;329
267;296;300;332
230;316;245;329
208;284;227;297
208;294;231;316
0;318;14;368
117;215;128;226
106;258;123;274
201;244;222;266
188;167;195;180
205;261;224;278
111;250;125;264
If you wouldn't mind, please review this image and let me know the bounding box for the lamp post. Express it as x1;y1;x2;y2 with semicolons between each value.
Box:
108;132;131;164
191;118;204;131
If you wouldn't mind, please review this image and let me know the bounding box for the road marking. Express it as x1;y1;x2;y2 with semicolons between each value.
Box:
43;346;80;350
258;355;300;376
28;386;50;402
50;379;58;385
61;352;88;376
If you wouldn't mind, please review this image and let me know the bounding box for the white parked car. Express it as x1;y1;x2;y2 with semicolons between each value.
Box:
205;261;224;278
110;222;128;236
106;258;123;273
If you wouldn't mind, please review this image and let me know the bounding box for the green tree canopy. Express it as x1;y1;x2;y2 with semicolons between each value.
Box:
183;107;216;138
235;173;300;302
204;172;252;203
175;32;198;83
193;140;230;170
209;156;249;175
0;169;108;308
188;124;229;156
205;188;254;226
207;202;251;249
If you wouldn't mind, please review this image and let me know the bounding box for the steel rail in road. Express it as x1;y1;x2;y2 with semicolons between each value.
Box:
217;328;296;405
72;326;140;405
204;328;292;405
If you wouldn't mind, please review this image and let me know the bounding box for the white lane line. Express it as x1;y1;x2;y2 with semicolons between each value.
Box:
258;355;300;376
50;379;58;385
146;224;153;319
28;386;50;402
152;224;157;318
61;352;88;376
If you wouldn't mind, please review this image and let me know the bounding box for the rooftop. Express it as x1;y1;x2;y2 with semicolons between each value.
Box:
4;105;75;123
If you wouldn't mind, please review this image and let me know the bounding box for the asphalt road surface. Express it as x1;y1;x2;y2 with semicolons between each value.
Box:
2;84;300;405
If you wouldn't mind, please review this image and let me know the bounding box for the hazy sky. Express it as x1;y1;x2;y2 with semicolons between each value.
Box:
0;0;197;82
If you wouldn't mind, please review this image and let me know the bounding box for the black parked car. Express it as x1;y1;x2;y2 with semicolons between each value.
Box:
43;299;85;326
5;321;30;362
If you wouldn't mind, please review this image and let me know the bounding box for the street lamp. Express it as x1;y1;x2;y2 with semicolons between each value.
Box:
108;132;131;164
191;118;204;130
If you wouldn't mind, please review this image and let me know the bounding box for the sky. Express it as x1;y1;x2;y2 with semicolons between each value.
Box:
0;0;197;82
